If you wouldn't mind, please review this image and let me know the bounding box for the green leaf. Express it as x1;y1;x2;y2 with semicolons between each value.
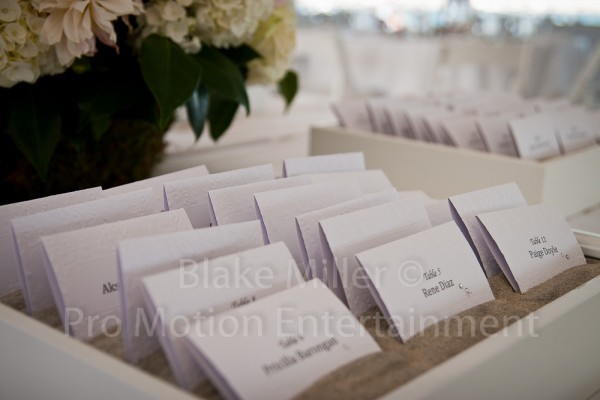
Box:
140;35;202;130
195;46;250;114
208;91;239;141
89;115;112;142
219;44;262;66
186;83;209;141
7;84;61;180
277;70;299;111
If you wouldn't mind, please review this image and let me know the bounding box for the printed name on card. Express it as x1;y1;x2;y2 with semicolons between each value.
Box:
141;242;304;390
183;279;381;400
449;182;527;277
164;165;275;228
207;177;311;226
477;203;586;293
356;221;495;342
117;220;264;363
41;210;192;340
282;152;365;178
318;197;431;315
509;114;561;160
295;189;400;280
0;187;102;297
254;179;363;275
11;188;160;315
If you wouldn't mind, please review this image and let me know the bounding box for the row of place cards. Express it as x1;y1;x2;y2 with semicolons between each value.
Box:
0;152;587;400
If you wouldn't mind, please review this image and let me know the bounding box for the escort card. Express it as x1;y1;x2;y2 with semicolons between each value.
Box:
441;116;488;152
104;165;209;210
164;165;274;228
295;189;400;281
423;111;455;145
476;113;519;157
11;188;160;315
304;170;394;194
384;103;413;138
477;203;586;293
425;200;454;227
331;100;373;132
549;109;597;154
0;187;102;297
355;222;495;342
183;279;380;400
254;180;362;275
366;99;394;134
404;106;441;142
449;183;527;277
41;210;192;340
509;114;561;160
319;197;431;314
117;220;264;363
141;242;304;390
208;177;311;226
282;152;365;178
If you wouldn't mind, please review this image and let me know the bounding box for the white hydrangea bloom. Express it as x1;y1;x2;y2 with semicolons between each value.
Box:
139;0;200;53
194;0;272;48
247;1;295;84
0;1;64;88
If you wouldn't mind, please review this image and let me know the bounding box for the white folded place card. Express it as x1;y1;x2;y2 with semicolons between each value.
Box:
254;180;362;275
366;99;394;134
449;183;527;278
183;279;381;400
384;103;413;138
41;209;192;340
356;221;495;342
331;100;373;132
0;187;102;297
549;109;597;154
104;165;209;210
404;106;441;142
164;165;275;228
509;114;561;160
282;152;365;178
476;113;519;157
319;197;431;315
477;203;586;293
117;220;264;363
441;116;487;152
141;242;304;390
207;177;311;226
11;188;160;315
425;200;454;227
303;170;394;194
295;189;399;281
423;111;455;145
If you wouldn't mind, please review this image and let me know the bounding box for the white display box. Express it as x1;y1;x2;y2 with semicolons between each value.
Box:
310;126;600;217
2;274;600;399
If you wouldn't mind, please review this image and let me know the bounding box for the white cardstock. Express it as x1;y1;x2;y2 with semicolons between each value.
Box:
476;113;519;157
509;114;561;160
282;152;365;178
549;109;597;154
477;203;586;293
103;165;209;210
41;210;192;340
11;188;160;315
425;200;454;227
448;183;527;278
183;279;381;400
366;99;394;134
304;170;394;194
318;197;431;315
208;176;311;226
117;220;264;363
0;187;102;297
441;116;488;152
331;100;373;132
356;221;495;342
254;180;362;275
295;189;400;281
164;165;275;228
141;242;304;390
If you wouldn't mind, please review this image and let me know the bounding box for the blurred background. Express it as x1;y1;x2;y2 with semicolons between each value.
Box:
160;0;600;175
